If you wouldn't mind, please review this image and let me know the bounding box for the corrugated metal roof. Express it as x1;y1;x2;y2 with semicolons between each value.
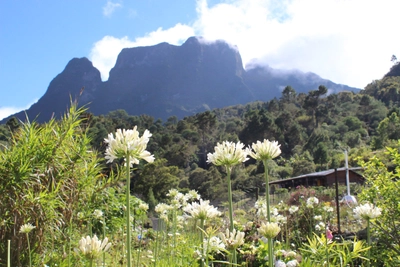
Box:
269;167;363;184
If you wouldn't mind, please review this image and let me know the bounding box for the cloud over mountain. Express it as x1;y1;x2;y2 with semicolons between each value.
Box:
90;0;399;89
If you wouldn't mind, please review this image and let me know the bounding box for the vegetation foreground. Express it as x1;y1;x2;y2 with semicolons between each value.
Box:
1;104;400;267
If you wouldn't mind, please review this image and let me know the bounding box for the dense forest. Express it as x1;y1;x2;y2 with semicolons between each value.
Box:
1;63;400;207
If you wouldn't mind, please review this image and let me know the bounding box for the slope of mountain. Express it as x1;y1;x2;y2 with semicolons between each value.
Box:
1;36;361;123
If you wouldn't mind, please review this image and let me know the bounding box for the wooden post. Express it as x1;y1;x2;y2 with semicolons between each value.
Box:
335;168;341;233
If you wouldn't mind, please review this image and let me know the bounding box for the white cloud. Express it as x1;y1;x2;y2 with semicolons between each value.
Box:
193;0;400;88
92;0;400;88
103;1;122;17
90;24;194;80
0;99;37;121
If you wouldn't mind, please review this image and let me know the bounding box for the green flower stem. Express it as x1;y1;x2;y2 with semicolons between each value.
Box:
200;219;205;267
226;166;234;231
7;240;10;267
103;216;106;267
263;159;273;267
226;166;237;266
26;233;32;267
136;218;143;267
367;219;371;267
126;154;132;267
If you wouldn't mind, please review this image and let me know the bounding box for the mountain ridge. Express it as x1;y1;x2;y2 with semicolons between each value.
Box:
1;36;361;124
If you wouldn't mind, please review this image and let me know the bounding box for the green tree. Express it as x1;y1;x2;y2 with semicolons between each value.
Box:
303;85;328;128
281;85;297;103
133;158;181;203
314;142;329;168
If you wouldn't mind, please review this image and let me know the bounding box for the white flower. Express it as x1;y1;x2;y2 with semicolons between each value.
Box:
258;222;281;239
315;222;326;231
183;199;221;221
167;189;188;207
219;228;245;249
75;235;111;259
286;251;297;258
185;190;200;201
288;206;299;214
275;260;287;267
93;209;103;219
314;215;322;221
306;197;319;208
19;223;35;234
207;141;249;167
323;205;334;213
248;139;281;161
353;202;382;220
139;203;149;212
286;259;299;267
104;127;155;167
155;203;172;214
205;236;226;254
195;236;226;260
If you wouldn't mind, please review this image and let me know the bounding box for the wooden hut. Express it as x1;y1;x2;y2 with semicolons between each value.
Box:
269;167;364;190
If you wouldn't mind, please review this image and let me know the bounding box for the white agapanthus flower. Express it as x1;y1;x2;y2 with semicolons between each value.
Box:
93;209;103;219
19;223;35;234
248;139;281;161
286;259;299;267
155;203;173;221
104;127;155;166
258;222;281;239
323;205;334;213
306;197;319;208
207;141;249;168
288;206;299;214
219;228;245;249
353;202;382;220
167;189;188;208
275;260;287;267
75;235;112;259
314;215;322;221
196;236;226;260
186;189;200;201
139;203;149;212
183;199;221;221
315;222;325;231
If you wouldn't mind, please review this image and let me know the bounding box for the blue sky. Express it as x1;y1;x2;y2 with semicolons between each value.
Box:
1;0;399;120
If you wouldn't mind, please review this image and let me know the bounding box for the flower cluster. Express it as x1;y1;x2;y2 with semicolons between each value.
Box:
219;228;245;250
207;141;249;168
288;206;299;214
167;188;199;208
195;236;226;260
104;127;155;166
75;235;112;259
248;139;281;161
19;223;35;234
183;199;221;221
353;202;382;220
139;202;149;212
258;222;281;239
306;197;319;208
93;209;103;220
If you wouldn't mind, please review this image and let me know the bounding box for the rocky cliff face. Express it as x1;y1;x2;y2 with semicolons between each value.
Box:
1;36;360;123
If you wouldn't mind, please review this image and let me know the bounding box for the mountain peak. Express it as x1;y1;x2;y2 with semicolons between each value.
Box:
1;36;361;124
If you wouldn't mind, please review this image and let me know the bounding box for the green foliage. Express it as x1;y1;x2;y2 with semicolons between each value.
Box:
0;104;122;266
300;234;368;266
358;142;400;265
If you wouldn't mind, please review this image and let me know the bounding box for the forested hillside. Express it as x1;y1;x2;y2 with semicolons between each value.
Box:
1;72;400;205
